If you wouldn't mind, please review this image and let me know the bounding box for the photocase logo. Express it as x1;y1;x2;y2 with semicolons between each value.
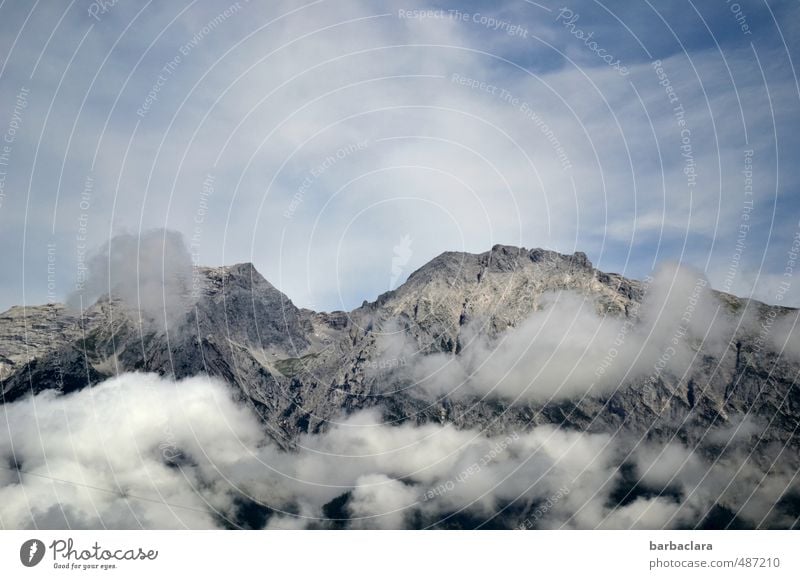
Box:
19;539;45;567
389;234;413;290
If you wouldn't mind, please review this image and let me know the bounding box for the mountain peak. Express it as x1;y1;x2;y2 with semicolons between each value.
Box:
197;262;278;295
400;245;594;290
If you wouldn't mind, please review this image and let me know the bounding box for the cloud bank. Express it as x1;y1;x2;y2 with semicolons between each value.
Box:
1;372;795;529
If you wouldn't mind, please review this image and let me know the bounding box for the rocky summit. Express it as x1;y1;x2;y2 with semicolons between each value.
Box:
1;245;799;528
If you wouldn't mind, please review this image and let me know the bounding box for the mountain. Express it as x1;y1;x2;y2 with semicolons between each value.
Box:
1;245;799;528
0;247;644;440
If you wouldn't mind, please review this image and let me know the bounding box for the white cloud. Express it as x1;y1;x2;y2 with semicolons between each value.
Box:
66;229;194;327
1;369;793;529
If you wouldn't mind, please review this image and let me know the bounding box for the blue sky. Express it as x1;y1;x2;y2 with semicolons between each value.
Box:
0;0;798;312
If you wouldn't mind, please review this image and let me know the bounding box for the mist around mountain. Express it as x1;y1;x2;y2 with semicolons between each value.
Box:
1;231;798;530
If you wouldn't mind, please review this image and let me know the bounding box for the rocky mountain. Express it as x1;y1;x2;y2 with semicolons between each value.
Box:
0;247;640;439
1;245;799;528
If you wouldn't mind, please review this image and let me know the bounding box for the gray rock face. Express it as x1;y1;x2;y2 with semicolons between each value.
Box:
1;245;799;525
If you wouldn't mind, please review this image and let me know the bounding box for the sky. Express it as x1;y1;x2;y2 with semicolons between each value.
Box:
0;0;799;312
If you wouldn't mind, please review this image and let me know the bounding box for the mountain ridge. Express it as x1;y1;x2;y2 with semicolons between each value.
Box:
1;244;797;452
